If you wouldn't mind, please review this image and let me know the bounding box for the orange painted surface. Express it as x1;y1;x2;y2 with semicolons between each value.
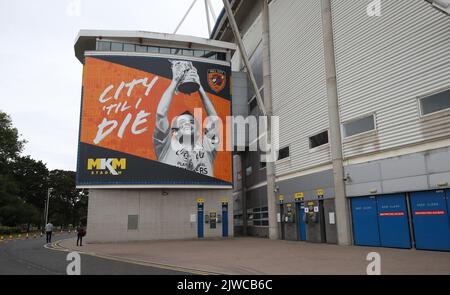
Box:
80;57;232;183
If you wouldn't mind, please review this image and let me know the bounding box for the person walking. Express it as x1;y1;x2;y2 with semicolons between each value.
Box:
45;222;53;243
76;225;86;246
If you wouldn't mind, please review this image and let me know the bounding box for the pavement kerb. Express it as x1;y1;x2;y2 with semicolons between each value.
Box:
47;238;225;275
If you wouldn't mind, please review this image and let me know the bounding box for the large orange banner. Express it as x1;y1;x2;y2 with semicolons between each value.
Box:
76;55;232;187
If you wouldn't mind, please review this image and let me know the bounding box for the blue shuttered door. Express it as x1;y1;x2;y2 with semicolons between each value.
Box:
222;203;228;238
297;203;306;241
197;202;204;239
351;197;380;246
410;190;450;251
447;189;450;220
377;194;411;249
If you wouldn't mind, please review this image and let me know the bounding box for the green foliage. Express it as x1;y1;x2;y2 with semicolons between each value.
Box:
0;110;87;228
0;112;25;173
48;170;88;227
12;156;49;211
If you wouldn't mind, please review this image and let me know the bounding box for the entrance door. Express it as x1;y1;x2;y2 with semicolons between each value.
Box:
197;202;204;239
377;194;411;249
222;202;228;238
410;190;450;251
351;196;380;246
296;202;306;241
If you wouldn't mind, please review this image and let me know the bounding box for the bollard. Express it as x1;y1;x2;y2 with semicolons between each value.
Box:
9;235;13;240
17;234;22;240
26;233;29;239
0;236;3;241
33;234;37;239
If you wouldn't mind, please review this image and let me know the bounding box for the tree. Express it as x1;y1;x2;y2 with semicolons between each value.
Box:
0;174;40;227
0;110;87;229
48;170;88;227
0;111;25;173
0;111;43;228
12;156;49;212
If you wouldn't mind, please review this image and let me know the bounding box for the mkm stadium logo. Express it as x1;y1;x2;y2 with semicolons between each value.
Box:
87;158;126;175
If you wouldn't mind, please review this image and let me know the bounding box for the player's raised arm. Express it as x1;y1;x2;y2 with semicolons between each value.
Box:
155;62;185;133
185;69;220;156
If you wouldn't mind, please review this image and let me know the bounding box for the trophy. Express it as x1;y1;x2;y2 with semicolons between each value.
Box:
171;60;200;94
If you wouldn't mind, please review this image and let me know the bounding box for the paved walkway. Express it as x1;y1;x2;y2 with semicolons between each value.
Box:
60;237;450;275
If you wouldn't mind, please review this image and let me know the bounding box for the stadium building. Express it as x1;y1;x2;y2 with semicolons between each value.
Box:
74;30;237;242
211;0;450;251
74;0;450;251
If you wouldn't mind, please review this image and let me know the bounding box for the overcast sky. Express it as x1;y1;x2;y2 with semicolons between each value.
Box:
0;0;223;171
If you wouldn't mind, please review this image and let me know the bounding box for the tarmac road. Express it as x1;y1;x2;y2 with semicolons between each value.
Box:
0;234;191;275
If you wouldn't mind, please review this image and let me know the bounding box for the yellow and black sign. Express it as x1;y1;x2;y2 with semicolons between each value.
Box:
294;192;304;200
316;188;325;198
87;158;126;176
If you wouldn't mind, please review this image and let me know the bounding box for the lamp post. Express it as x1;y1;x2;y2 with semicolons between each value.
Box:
44;188;53;226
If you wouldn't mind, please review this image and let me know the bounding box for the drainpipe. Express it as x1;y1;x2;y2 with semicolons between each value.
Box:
261;0;279;240
222;0;279;239
320;0;352;245
241;153;248;236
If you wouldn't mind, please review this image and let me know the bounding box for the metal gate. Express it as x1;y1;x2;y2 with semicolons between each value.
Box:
410;190;450;251
351;194;411;248
351;196;380;246
377;194;411;249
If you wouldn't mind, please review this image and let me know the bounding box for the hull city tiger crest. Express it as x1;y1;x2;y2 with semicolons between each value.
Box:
207;69;226;93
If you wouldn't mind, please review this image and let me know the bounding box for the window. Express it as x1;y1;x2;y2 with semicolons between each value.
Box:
260;161;266;169
343;114;376;137
97;41;111;51
127;215;138;230
217;52;227;61
247;207;269;227
148;46;159;53
111;42;123;51
123;43;135;52
420;89;450;116
309;130;329;149
159;47;171;54
203;51;217;60
278;146;290;161
136;45;147;53
183;49;194;56
245;166;252;176
93;42;225;61
171;48;181;55
194;50;205;57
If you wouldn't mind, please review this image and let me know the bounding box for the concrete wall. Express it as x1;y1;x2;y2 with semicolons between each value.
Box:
345;146;450;197
86;188;233;243
277;169;334;202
